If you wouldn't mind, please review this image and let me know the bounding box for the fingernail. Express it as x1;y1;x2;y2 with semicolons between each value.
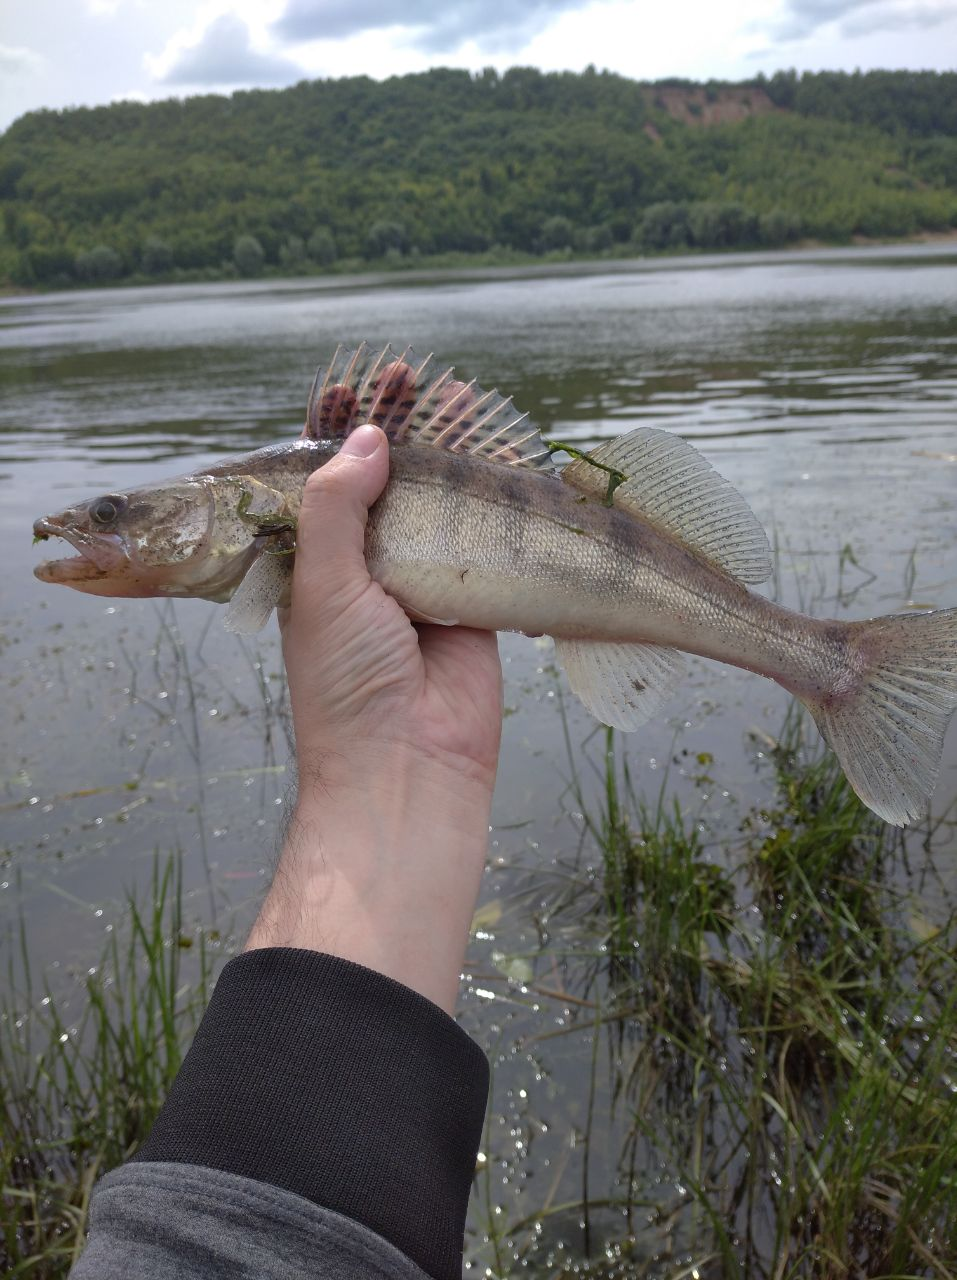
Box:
340;424;381;459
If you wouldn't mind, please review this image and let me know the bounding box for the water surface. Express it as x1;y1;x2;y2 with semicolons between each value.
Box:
2;242;956;1270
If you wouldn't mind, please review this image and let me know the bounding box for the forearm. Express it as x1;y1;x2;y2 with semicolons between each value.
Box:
246;745;494;1014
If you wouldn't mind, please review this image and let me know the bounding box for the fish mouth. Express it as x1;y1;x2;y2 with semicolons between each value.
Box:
33;518;129;583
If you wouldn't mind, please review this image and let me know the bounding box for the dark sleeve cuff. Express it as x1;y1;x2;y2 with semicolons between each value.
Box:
131;948;489;1280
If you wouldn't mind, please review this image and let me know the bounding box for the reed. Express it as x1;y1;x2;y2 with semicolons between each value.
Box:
0;855;216;1278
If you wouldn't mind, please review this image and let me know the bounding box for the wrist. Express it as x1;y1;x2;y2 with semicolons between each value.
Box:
294;731;497;827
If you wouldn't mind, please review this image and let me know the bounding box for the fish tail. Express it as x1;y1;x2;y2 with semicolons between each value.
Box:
800;607;957;826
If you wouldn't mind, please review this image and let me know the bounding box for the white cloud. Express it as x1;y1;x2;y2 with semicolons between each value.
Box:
0;43;46;126
0;43;45;77
111;87;152;104
146;4;300;87
161;14;301;84
516;0;776;84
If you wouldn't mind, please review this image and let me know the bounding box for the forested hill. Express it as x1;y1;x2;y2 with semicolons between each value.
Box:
2;67;956;288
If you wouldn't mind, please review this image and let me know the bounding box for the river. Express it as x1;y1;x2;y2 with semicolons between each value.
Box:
2;242;956;1273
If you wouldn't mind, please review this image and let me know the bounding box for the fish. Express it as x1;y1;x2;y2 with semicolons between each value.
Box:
33;342;957;827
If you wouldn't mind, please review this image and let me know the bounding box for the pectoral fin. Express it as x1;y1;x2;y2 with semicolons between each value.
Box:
406;606;459;626
224;548;293;634
554;637;685;731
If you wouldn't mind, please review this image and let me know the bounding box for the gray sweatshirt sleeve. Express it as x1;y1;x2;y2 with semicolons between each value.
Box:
71;1163;433;1279
69;949;490;1280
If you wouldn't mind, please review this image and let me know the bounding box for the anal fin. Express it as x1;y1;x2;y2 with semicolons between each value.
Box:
554;637;685;731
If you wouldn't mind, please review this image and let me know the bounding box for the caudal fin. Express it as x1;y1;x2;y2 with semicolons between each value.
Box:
801;607;957;826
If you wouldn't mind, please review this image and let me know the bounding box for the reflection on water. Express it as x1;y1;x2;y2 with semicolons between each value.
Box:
2;243;957;1272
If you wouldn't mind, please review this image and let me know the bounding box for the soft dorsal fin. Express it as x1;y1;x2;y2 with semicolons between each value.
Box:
562;427;772;585
303;343;552;470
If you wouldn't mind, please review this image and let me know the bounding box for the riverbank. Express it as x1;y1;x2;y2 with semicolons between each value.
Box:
3;229;957;300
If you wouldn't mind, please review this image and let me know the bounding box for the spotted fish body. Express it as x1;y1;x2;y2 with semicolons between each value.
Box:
33;344;957;826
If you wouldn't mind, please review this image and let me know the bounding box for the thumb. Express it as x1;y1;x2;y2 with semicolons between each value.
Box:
294;424;390;605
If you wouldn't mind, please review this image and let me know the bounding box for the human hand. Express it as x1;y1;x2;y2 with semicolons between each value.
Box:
245;425;503;1013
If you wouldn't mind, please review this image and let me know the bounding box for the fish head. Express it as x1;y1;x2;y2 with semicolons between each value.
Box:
33;478;254;599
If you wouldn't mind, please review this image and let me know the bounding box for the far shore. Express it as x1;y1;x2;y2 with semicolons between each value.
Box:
2;228;956;301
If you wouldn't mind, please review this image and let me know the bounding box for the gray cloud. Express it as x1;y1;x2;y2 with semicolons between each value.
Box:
274;0;585;52
841;0;954;36
162;15;302;86
773;0;952;40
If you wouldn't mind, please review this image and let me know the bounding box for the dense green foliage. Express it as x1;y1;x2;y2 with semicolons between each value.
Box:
758;67;957;135
1;66;955;288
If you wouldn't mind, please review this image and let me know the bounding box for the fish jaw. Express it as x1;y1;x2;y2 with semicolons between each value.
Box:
31;479;230;599
32;514;153;597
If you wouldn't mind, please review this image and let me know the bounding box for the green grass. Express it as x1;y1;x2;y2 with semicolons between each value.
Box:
473;709;957;1277
1;857;217;1278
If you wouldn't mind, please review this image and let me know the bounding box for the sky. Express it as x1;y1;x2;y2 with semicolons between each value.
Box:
2;0;956;131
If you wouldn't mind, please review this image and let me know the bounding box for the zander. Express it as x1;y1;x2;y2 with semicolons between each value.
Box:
33;343;957;826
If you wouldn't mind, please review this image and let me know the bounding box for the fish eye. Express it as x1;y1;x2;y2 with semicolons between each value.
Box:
91;495;126;525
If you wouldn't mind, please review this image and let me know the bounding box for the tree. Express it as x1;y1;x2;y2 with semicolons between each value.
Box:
233;234;265;276
687;202;759;249
142;236;173;274
759;209;802;245
278;235;306;270
365;221;407;257
540;215;574;251
637;202;690;250
18;244;74;284
1;66;954;291
575;224;614;253
75;244;123;280
765;69;798;110
307;227;337;266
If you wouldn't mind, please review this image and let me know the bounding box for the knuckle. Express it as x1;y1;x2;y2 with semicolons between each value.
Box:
304;460;359;506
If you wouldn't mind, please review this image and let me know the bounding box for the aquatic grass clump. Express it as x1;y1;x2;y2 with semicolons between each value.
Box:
0;857;218;1278
475;709;957;1277
748;702;896;926
602;744;734;970
691;924;957;1274
706;708;957;1273
562;726;735;985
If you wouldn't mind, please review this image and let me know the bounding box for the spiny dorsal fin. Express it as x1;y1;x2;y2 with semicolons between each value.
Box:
562;427;772;585
303;343;552;470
